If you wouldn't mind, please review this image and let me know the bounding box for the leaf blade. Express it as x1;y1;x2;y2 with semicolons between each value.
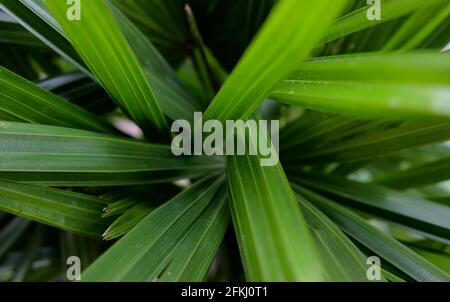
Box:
82;176;225;281
0;178;110;237
0;66;113;133
273;52;450;120
291;171;450;239
295;186;450;281
0;0;88;73
227;126;322;281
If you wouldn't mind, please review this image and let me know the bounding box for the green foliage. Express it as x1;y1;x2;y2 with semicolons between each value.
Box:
0;0;448;282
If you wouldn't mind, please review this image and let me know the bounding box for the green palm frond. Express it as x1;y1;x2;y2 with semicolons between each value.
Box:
0;0;448;282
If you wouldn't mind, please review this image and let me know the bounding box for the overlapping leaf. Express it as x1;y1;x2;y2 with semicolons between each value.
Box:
227;126;322;281
291;172;450;239
37;72;115;114
284;120;450;163
295;186;450;281
0;122;222;186
82;176;226;281
0;179;110;237
109;5;201;121
204;0;349;121
273;52;450;120
159;191;229;281
45;0;168;137
0;67;113;132
374;156;450;189
0;10;45;47
298;197;369;281
0;0;87;73
321;0;448;44
0;216;31;259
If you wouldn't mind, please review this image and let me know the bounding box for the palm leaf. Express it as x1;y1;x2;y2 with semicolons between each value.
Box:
374;156;450;189
0;178;110;237
102;203;154;240
158;191;229;281
108;5;201;121
12;224;44;282
0;10;45;47
0;66;113;132
298;198;369;281
291;171;450;239
227;126;322;281
0;216;31;259
204;0;348;121
45;0;168;137
0;122;222;186
321;0;447;44
382;3;450;51
82;176;225;281
37;72;115;114
272;52;450;120
0;0;448;283
0;0;87;73
285;121;450;163
295;186;450;281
